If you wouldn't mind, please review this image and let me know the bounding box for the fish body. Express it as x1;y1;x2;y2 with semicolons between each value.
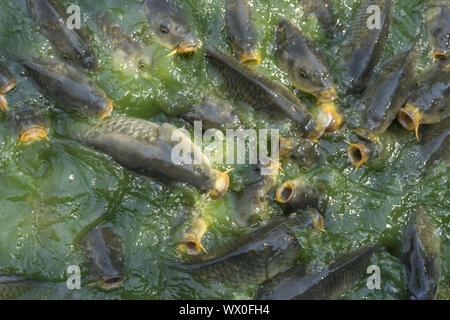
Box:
80;117;229;199
205;47;316;138
359;45;418;136
256;244;383;299
144;0;197;54
276;19;337;103
402;207;441;300
82;224;125;290
22;57;113;119
0;61;16;111
0;275;40;300
27;0;98;71
425;0;450;60
177;212;322;286
419;116;450;168
225;0;260;65
342;0;392;92
181;95;241;131
300;0;337;33
279;137;319;169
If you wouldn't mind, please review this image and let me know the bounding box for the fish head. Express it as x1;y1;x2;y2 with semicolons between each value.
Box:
61;46;99;71
11;106;48;144
426;5;449;60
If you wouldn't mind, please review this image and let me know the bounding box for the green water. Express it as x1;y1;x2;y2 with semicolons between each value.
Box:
0;0;448;300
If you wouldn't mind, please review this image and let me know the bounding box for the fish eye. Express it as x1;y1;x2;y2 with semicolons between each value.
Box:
63;54;70;60
159;22;171;34
299;71;308;78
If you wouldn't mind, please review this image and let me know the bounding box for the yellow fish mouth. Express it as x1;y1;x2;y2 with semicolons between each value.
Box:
316;87;339;104
346;142;369;169
19;126;48;144
0;95;7;112
317;102;343;133
397;104;423;140
209;169;233;200
430;49;448;60
167;42;198;57
0;78;16;95
240;51;262;66
275;181;295;204
177;235;208;256
99;100;114;119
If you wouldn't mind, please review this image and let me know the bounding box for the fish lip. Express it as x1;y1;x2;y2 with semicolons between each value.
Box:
169;42;198;56
397;104;423;140
240;51;261;66
316;87;339;103
0;78;17;95
430;49;448;60
0;95;7;112
347;142;369;168
177;234;203;256
99;100;114;119
317;102;343;133
98;276;124;290
354;127;380;145
276;181;295;204
18;126;48;144
209;169;232;200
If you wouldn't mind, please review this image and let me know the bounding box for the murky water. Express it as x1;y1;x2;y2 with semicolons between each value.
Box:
0;0;448;299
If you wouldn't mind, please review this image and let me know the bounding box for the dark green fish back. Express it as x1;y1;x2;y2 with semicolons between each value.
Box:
0;61;15;94
0;275;40;300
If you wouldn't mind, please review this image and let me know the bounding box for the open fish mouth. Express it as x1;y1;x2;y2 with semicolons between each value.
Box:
209;169;232;200
98;276;124;290
0;78;16;95
275;181;295;204
430;49;448;60
397;104;423;140
177;235;208;256
240;51;261;66
316;102;343;133
316;87;339;103
167;42;198;57
346;142;369;168
99;100;114;119
19;126;48;144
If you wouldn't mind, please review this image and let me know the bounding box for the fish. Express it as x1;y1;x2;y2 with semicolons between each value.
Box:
79;117;230;199
402;207;441;300
225;0;260;65
97;13;157;73
22;57;113;119
175;213;209;256
27;0;98;71
10;105;48;144
181;95;241;131
300;0;338;33
397;60;450;140
356;44;418;141
205;47;317;138
425;0;450;60
341;0;392;92
419;116;450;168
345;139;379;169
275;19;338;103
176;211;324;286
279;137;319;169
0;275;41;300
144;0;197;55
235;158;281;224
82;223;125;290
0;61;17;111
256;244;383;299
275;179;320;213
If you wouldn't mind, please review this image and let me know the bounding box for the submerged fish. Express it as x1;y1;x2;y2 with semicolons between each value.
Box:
82;223;125;290
425;0;449;60
27;0;98;71
97;13;156;73
0;61;17;111
300;0;337;33
342;0;392;92
402;207;441;300
176;211;324;286
181;95;241;131
419;116;450;168
275;179;320;212
397;61;450;140
175;211;209;256
279;137;319;169
22;57;113;119
275;19;337;103
205;47;317;138
144;0;197;55
0;275;41;300
256;244;383;299
346;139;379;169
225;0;260;65
79;117;230;199
356;44;418;141
11;105;48;144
